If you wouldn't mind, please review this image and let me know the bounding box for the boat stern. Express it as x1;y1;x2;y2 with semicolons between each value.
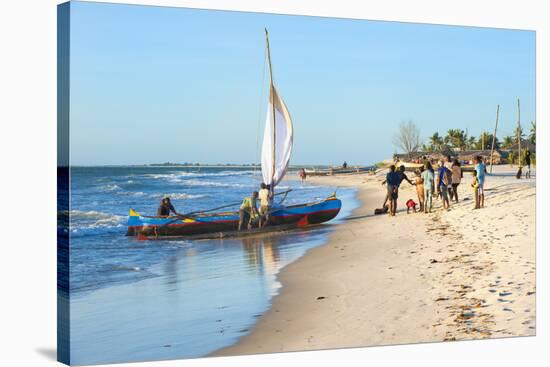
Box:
307;195;342;224
127;208;143;236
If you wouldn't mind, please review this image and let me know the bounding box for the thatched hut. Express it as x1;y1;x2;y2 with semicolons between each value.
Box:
456;150;505;165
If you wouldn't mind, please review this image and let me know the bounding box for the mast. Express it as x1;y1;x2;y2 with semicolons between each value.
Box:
517;98;521;167
265;28;276;190
489;104;499;173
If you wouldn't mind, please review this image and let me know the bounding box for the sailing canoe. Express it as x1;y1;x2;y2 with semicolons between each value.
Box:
304;166;374;176
127;195;342;238
126;29;344;239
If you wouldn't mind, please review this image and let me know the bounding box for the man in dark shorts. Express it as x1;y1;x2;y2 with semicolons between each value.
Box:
436;161;451;209
382;165;401;216
381;165;413;208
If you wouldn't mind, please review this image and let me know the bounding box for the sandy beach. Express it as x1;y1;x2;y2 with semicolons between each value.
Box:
216;165;536;356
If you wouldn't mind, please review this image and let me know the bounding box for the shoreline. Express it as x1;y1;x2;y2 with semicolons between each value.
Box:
214;165;536;356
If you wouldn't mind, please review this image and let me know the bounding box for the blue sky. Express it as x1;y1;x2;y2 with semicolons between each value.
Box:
68;1;535;166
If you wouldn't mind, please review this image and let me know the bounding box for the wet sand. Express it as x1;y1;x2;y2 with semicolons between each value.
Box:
215;165;535;356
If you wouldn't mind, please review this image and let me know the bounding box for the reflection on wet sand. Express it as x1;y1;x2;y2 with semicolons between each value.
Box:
241;235;282;277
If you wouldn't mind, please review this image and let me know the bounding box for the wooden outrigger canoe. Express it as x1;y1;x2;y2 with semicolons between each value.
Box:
127;195;342;239
127;30;345;240
304;166;374;176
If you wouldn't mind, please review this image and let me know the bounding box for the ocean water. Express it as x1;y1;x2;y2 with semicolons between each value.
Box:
66;166;357;365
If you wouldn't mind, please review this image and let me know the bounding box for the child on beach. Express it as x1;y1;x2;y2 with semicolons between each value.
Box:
471;171;480;209
474;156;486;208
415;168;425;212
406;199;417;213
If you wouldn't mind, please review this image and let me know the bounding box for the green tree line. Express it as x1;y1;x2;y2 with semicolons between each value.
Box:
420;122;535;152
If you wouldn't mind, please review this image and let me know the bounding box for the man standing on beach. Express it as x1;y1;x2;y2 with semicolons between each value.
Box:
444;155;455;199
384;165;400;216
421;162;435;213
396;165;415;205
436;160;451;210
381;165;414;210
474;156;486;208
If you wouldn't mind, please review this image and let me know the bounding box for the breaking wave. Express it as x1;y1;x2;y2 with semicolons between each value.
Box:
145;170;255;181
70;210;126;232
149;193;207;200
99;184;122;192
184;179;252;188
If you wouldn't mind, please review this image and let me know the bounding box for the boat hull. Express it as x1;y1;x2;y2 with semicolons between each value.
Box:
127;196;342;238
304;166;374;176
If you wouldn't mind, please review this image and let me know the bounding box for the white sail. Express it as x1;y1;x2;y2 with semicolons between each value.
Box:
261;85;293;187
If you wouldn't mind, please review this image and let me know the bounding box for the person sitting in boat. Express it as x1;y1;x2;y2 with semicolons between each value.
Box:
258;183;271;228
342;161;348;169
157;197;180;217
238;191;260;231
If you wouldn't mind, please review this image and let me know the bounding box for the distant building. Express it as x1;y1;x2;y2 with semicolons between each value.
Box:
456;150;505;164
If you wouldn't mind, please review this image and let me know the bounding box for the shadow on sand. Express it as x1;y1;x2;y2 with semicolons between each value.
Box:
36;348;57;361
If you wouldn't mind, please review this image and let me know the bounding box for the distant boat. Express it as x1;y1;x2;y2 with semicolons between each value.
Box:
127;29;341;239
304;165;375;176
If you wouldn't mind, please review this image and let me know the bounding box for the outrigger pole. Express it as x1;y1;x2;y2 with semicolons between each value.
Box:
265;28;277;192
160;189;293;227
489;104;499;173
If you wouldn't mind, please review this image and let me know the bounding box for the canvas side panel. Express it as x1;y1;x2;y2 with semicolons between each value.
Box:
57;2;70;365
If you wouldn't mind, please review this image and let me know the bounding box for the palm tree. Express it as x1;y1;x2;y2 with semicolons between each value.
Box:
529;121;536;145
467;136;476;150
476;132;493;150
502;135;515;149
429;132;444;151
514;126;524;140
477;132;498;150
421;143;432;152
445;129;467;151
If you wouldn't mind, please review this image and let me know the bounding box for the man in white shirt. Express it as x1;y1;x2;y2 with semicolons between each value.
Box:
258;183;271;228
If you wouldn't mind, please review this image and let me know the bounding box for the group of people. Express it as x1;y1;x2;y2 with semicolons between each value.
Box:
238;183;274;231
383;155;487;215
156;183;275;231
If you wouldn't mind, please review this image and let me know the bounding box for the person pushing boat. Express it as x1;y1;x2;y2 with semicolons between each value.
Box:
258;183;272;228
238;191;260;231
